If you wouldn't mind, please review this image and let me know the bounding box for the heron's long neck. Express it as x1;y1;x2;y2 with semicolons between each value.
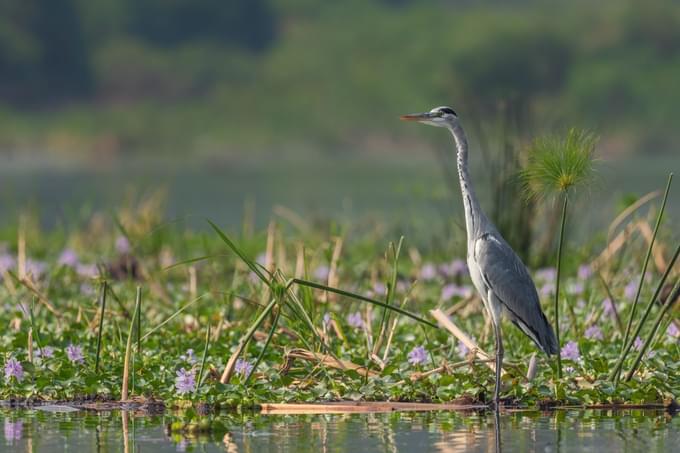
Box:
449;123;488;242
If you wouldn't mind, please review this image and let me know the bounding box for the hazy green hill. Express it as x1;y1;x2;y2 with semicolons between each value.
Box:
1;0;679;157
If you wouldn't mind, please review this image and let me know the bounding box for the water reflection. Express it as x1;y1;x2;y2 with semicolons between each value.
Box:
1;407;678;452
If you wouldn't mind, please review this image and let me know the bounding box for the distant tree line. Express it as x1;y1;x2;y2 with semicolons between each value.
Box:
0;0;277;106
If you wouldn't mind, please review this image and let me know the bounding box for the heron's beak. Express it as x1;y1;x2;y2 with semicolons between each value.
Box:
400;112;435;122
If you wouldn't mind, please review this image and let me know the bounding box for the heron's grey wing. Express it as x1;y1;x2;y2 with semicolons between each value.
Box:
474;234;558;355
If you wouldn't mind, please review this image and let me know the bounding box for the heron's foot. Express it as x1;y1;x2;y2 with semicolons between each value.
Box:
488;396;504;411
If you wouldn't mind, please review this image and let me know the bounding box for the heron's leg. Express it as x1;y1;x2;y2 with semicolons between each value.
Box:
486;290;504;409
492;318;504;408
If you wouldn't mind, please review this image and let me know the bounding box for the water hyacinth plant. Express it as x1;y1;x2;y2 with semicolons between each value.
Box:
0;187;676;409
520;128;597;381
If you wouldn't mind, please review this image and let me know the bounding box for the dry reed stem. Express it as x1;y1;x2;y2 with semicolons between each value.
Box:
526;353;538;380
592;220;670;276
27;329;33;363
607;190;660;243
394;359;493;385
285;348;379;377
444;296;475;316
121;410;129;453
259;220;276;305
188;266;197;299
18;276;60;318
272;205;310;234
430;308;503;374
381;315;400;363
636;221;668;272
322;236;343;303
2;270;16;294
294;243;305;279
276;229;287;274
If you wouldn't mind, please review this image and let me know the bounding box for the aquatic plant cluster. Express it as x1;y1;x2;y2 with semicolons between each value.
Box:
0;203;678;409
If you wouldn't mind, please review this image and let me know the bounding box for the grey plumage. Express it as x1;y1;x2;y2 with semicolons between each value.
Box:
474;233;558;355
401;106;557;407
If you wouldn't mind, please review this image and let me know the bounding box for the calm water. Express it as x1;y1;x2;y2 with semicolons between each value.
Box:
0;153;677;236
1;408;678;452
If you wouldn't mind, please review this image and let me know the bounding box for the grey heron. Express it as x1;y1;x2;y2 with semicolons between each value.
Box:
401;106;558;407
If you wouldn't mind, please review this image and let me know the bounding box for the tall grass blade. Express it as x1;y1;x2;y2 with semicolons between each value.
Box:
121;287;141;401
610;243;680;381
554;194;568;379
374;237;403;355
615;172;673;383
220;298;277;384
94;281;108;373
162;254;229;272
245;309;281;384
290;278;438;329
136;289;142;355
28;298;43;357
140;293;209;342
207;219;271;286
195;323;211;394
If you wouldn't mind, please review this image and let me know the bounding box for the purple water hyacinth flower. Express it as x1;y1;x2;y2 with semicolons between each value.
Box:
624;281;637;300
457;338;475;359
419;263;437;281
347;312;364;329
633;336;644;350
66;344;85;364
576;299;586;310
564;366;575;374
668;323;680;338
174;368;196;394
4;419;22;442
0;253;15;274
540;282;555;297
25;259;46;278
560;341;580;361
441;284;472;301
4;357;24;382
441;284;457;301
372;282;387;296
396;280;408;293
584;325;603;340
407;346;428;366
180;349;197;365
633;336;656;358
80;283;96;296
440;259;468;277
313;265;330;281
602;298;615;316
577;265;592;281
76;263;99;279
322;313;331;327
115;236;131;254
58;249;79;267
35;346;55;359
535;267;557;282
234;358;254;378
567;282;584;295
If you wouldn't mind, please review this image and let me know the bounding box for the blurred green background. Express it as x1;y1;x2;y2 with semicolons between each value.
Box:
0;0;678;235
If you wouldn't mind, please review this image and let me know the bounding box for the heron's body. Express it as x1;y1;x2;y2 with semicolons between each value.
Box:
401;107;557;407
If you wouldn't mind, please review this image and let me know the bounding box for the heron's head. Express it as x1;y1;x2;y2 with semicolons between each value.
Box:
400;106;458;128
